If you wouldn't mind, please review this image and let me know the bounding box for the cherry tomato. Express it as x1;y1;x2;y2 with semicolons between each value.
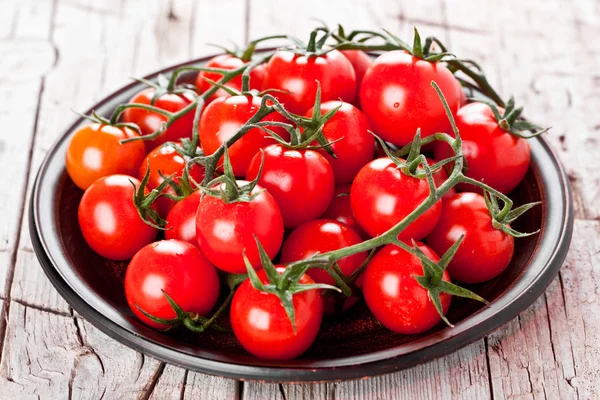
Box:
341;50;373;105
246;144;335;228
230;267;323;359
200;94;289;177
350;157;442;240
125;240;220;330
262;50;356;114
138;142;205;217
363;243;451;334
66;123;146;191
280;219;367;315
195;54;266;101
434;102;531;194
165;191;200;245
426;192;514;283
281;219;367;285
321;184;368;239
195;181;284;273
305;101;374;184
121;88;196;150
78;175;157;260
359;51;463;146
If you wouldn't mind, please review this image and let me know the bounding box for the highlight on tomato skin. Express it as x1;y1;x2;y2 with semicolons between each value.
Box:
362;243;452;335
124;239;220;330
246;144;335;229
426;192;515;284
262;49;356;115
138;142;205;217
195;180;285;274
122;88;197;151
350;157;442;241
66;123;146;191
165;191;201;246
195;54;266;102
434;102;531;195
359;50;463;146
78;174;157;260
304;101;375;185
230;267;324;360
200;94;290;177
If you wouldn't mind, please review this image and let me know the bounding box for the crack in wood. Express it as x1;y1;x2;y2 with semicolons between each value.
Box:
139;362;166;400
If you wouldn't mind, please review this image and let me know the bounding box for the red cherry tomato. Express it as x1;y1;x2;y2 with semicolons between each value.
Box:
200;95;289;177
305;101;374;184
230;267;323;359
121;88;196;150
124;240;220;330
195;181;284;274
138;142;205;217
246;144;335;228
280;219;367;285
165;191;200;245
66;123;146;191
350;157;442;240
195;54;266;101
340;50;373;104
262;50;356;114
78;175;157;260
363;243;451;334
426;192;514;283
359;51;463;146
321;184;368;239
434;102;531;194
280;219;367;315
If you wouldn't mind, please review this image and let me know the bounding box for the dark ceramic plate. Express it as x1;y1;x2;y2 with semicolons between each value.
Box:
29;52;573;382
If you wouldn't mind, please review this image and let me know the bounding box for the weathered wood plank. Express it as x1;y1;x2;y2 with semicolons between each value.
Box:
146;364;240;400
550;220;600;398
0;0;55;295
10;250;70;315
183;371;239;399
443;2;599;400
71;318;164;399
243;382;283;400
148;363;186;400
0;302;164;399
4;0;241;398
191;0;247;57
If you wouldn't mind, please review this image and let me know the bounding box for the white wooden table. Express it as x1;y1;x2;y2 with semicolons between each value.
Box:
1;0;598;398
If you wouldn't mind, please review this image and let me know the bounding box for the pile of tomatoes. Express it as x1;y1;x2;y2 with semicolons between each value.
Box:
65;26;543;360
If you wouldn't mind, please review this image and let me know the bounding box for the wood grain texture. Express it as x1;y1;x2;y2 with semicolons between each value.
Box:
0;0;598;398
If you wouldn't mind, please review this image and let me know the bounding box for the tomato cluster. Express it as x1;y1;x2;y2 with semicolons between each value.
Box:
65;26;545;360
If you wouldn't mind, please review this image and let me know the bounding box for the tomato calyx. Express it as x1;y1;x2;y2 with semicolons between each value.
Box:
477;97;551;139
257;82;342;156
200;146;264;203
400;238;488;327
279;27;335;57
72;109;142;135
130;163;177;229
244;238;340;332
135;73;199;105
208;35;296;62
135;290;231;333
375;129;460;184
483;191;542;238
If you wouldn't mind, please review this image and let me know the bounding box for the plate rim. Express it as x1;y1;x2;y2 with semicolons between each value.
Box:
28;51;574;382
